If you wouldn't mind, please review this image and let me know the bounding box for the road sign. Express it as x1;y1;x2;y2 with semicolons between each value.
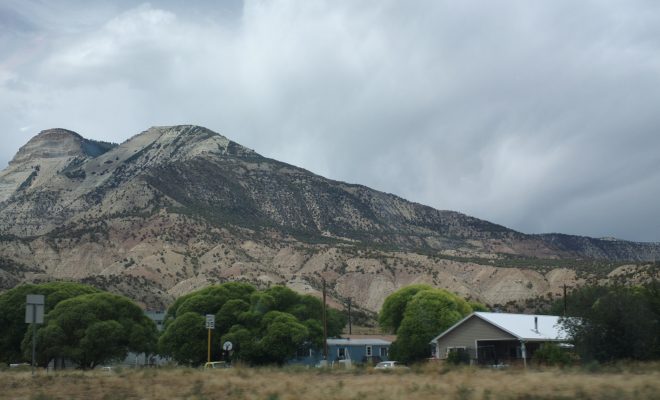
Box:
223;341;233;351
25;294;45;376
27;294;44;305
25;294;44;324
205;314;215;329
25;304;44;324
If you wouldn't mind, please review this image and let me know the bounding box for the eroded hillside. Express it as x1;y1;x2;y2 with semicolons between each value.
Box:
1;126;658;312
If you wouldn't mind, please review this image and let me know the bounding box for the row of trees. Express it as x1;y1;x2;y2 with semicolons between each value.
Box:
0;281;345;368
159;283;346;365
0;282;157;369
552;282;660;362
6;280;655;368
0;282;491;367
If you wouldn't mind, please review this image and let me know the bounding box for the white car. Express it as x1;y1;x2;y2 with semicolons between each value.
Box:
374;361;406;369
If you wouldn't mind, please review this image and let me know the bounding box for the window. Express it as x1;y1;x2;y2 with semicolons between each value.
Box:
337;347;346;359
380;347;388;358
446;346;466;357
366;346;372;357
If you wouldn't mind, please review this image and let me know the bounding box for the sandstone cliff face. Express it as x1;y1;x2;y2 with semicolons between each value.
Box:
1;126;658;312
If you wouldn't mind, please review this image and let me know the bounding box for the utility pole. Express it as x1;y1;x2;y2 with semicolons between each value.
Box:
347;297;352;335
563;284;567;316
322;279;328;360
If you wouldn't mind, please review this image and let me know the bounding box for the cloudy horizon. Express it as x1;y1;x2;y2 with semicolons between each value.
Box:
2;0;660;242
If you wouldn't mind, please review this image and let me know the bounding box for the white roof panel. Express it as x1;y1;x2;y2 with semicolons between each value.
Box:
474;312;570;341
431;312;571;343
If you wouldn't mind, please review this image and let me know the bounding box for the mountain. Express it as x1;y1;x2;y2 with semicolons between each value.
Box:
1;126;658;314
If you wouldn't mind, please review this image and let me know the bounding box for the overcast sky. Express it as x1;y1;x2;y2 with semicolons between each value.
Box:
2;1;660;242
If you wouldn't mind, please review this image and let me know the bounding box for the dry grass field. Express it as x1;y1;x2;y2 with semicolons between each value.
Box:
1;363;660;400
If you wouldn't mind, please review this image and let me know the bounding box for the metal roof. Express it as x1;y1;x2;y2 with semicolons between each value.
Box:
327;338;392;346
430;312;571;343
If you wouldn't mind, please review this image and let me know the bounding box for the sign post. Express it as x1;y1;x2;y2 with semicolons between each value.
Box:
205;314;215;364
222;341;233;363
25;294;45;377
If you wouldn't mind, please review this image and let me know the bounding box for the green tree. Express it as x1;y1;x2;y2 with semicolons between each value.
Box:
378;284;432;333
264;286;300;311
468;301;489;312
326;308;347;338
158;312;207;366
549;285;609;316
257;311;309;365
221;325;258;362
165;282;255;324
0;282;99;363
216;299;250;333
24;292;157;369
386;288;473;363
161;283;346;366
559;284;660;362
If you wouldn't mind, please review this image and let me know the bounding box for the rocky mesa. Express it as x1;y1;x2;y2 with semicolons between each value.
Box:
1;126;658;315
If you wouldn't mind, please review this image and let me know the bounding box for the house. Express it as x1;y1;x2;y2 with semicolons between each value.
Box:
289;336;393;366
327;338;392;364
145;310;166;332
430;312;570;366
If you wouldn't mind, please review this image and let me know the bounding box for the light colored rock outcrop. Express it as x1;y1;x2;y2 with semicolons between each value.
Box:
1;125;658;313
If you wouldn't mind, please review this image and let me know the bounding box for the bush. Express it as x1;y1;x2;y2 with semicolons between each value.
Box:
446;348;470;365
533;343;573;367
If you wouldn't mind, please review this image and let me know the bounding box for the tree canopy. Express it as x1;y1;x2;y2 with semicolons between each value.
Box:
378;284;432;333
158;312;207;366
159;283;346;366
380;286;479;363
24;292;157;369
558;282;660;362
0;282;100;363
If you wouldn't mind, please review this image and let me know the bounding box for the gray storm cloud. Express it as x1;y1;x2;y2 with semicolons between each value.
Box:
1;0;660;241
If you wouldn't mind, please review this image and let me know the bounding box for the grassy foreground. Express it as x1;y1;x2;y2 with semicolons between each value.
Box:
1;364;660;400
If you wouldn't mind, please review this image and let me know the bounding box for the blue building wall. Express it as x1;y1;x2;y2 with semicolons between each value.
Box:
290;340;391;366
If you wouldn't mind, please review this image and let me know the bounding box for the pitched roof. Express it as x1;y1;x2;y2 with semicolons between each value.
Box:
430;312;570;343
